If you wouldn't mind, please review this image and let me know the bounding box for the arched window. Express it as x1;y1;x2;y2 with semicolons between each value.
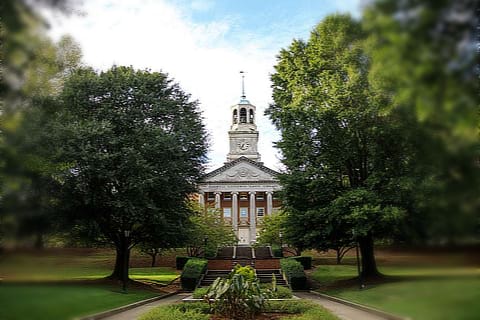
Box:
233;109;238;124
240;108;247;123
249;109;254;123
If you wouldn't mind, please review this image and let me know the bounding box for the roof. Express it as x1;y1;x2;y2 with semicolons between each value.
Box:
201;156;280;181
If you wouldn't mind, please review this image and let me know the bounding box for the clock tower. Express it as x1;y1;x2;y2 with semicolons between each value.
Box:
226;73;261;163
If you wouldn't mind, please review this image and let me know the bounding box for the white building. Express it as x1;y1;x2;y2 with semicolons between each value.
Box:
197;89;282;245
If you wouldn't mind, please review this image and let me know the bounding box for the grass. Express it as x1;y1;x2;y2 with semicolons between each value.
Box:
0;249;179;283
311;264;480;320
130;267;179;284
0;283;158;320
327;278;480;320
0;249;179;319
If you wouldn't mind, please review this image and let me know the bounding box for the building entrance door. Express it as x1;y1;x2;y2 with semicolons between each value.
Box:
238;228;250;245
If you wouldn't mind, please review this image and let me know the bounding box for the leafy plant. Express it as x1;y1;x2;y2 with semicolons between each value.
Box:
206;273;268;320
233;264;256;281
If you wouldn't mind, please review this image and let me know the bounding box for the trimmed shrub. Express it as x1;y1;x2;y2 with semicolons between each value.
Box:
280;258;307;290
176;256;192;270
290;256;312;270
181;258;207;291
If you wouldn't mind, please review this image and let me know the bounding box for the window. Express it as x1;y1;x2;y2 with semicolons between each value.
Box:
223;208;231;218
249;109;254;123
239;192;248;201
256;193;264;200
240;108;247;123
240;207;248;217
207;192;215;201
233;109;238;124
256;207;265;217
223;193;231;200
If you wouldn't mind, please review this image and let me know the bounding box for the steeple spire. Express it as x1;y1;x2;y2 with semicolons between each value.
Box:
240;71;246;99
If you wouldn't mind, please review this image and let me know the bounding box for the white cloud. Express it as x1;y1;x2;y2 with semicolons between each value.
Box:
40;0;360;172
41;0;284;171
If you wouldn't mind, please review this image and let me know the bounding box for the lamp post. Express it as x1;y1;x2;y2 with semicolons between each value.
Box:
123;230;130;293
279;231;283;257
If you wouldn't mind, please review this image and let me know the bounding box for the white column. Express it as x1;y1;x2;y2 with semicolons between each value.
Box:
198;192;204;206
266;191;273;215
232;192;238;231
214;191;221;209
249;191;256;243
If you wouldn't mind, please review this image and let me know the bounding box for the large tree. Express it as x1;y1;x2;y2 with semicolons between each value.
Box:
266;15;414;278
53;66;208;280
363;0;480;242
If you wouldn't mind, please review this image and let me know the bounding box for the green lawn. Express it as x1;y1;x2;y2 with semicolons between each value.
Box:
0;283;158;320
0;250;179;283
312;265;480;320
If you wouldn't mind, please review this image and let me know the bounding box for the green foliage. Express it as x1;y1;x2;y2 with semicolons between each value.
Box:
280;258;307;290
180;258;207;291
171;302;212;314
256;211;286;247
206;273;268;320
139;305;209;320
267;14;415;277
176;256;192;270
290;256;312;270
186;204;236;257
263;300;317;313
49;66;208;279
233;264;256;282
362;0;480;242
192;287;209;299
269;286;293;299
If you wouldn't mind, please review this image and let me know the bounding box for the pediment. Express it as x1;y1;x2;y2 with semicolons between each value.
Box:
202;157;279;183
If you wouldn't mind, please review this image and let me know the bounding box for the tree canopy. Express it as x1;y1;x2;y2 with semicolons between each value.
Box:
52;66;208;279
267;14;415;278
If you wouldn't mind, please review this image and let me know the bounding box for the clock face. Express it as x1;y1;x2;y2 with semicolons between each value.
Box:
238;141;250;151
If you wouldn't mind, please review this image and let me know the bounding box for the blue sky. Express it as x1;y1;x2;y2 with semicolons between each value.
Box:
42;0;361;170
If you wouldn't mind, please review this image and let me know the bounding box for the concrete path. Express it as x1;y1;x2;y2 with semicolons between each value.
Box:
295;292;390;320
101;293;189;320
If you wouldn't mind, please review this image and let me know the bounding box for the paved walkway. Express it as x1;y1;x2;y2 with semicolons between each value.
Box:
101;291;391;320
295;292;389;320
101;293;189;320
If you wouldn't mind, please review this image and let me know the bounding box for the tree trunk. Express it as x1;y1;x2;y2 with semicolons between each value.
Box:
358;233;381;279
336;249;342;264
108;239;130;281
151;252;157;267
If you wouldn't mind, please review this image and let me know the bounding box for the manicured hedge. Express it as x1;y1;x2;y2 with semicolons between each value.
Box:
280;258;307;290
176;256;193;270
290;256;312;270
180;258;208;291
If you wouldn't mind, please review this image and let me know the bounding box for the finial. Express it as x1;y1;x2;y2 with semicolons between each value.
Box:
240;71;246;99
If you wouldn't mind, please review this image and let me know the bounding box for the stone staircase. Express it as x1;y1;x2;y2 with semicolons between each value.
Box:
256;269;286;286
200;270;231;287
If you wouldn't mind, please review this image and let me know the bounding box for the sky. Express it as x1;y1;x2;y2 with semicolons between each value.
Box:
40;0;361;171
